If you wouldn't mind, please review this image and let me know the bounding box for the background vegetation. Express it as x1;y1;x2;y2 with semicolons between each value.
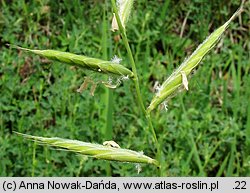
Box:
0;0;249;176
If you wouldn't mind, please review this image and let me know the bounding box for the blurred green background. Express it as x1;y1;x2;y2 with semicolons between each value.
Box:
0;0;249;176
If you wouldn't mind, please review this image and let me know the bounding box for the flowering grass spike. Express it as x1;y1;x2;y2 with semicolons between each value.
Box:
111;0;134;31
12;46;134;78
15;132;159;167
147;9;241;113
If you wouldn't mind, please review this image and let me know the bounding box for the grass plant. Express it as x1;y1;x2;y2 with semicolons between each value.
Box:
1;0;249;176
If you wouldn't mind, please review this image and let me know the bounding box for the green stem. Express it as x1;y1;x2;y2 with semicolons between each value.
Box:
102;1;112;176
103;1;113;141
111;0;157;143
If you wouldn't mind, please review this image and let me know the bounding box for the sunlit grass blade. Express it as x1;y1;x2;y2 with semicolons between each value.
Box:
11;46;134;78
147;9;241;113
15;132;159;167
216;153;229;177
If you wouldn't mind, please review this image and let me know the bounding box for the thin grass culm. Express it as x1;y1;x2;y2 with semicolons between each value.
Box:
111;0;158;143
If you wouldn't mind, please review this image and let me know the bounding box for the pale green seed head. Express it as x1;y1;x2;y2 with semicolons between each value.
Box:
15;132;159;167
147;9;241;113
112;0;134;31
13;46;134;78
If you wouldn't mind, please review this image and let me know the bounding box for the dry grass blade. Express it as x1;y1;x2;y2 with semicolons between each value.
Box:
15;132;159;167
12;46;134;78
147;8;242;113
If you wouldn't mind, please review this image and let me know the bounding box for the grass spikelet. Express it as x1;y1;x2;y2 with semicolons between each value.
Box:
12;46;134;78
111;0;134;31
15;132;159;167
147;9;241;113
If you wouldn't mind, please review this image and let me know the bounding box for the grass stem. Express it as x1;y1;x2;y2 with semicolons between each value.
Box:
102;1;113;175
111;0;157;143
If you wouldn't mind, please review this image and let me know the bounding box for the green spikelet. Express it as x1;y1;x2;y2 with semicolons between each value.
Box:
16;132;159;167
111;0;134;31
147;9;241;113
14;46;134;78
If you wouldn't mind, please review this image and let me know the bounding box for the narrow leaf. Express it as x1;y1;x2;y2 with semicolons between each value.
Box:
147;9;241;113
16;132;159;167
12;46;134;78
